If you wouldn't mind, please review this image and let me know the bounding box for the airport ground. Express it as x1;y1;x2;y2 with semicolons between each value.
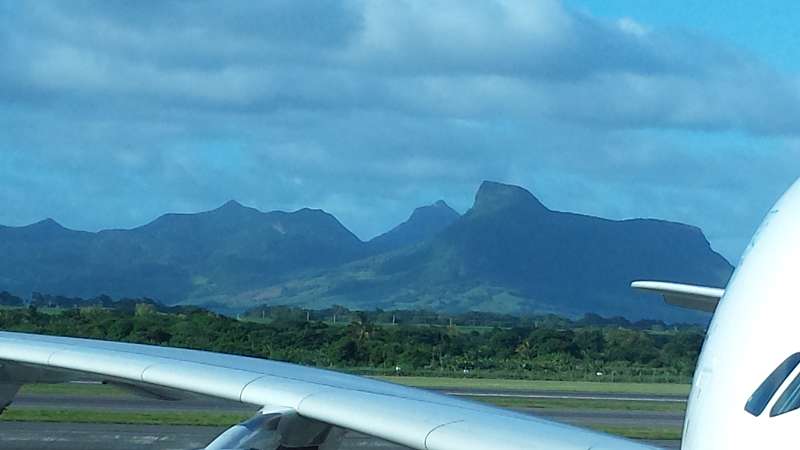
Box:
0;378;685;449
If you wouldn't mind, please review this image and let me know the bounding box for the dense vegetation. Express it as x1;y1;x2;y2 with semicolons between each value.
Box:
0;301;705;383
245;304;688;330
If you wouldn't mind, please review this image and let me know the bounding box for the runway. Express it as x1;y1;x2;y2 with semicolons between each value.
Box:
0;422;410;450
0;422;681;450
1;388;684;449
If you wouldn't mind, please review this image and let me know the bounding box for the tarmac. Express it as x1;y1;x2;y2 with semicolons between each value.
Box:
0;388;684;449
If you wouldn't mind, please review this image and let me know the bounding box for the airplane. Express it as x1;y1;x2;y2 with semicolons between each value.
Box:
0;177;798;450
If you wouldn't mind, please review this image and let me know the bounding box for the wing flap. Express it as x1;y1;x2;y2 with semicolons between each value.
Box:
632;280;725;312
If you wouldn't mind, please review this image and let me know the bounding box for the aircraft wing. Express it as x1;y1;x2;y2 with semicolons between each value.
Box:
0;331;659;450
632;280;724;313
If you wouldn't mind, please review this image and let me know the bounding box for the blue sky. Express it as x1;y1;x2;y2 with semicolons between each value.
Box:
1;1;798;263
570;0;800;71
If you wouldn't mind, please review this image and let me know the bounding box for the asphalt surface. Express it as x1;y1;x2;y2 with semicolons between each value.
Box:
1;388;684;449
0;422;411;450
0;422;681;450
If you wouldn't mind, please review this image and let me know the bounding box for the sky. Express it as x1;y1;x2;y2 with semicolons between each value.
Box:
1;1;799;263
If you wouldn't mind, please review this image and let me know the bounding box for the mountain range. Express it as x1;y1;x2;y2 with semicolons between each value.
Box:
0;181;733;321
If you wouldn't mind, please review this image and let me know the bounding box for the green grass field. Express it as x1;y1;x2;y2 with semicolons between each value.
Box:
377;376;691;396
23;377;690;397
472;395;685;413
594;425;682;441
0;409;249;426
20;383;130;397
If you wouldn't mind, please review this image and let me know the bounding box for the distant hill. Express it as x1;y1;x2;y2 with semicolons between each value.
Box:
367;200;460;253
224;182;732;322
0;201;365;301
0;182;733;321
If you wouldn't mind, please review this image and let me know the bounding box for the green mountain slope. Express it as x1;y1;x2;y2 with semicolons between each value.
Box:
223;182;732;322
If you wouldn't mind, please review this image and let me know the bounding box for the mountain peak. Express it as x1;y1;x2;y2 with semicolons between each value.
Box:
30;218;66;230
218;200;246;210
409;200;459;221
473;181;547;213
207;200;261;218
368;200;461;253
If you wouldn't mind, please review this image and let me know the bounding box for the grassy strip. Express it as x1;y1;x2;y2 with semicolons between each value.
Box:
20;383;131;397
0;409;249;426
376;376;690;396
469;396;686;413
589;425;682;441
21;377;690;399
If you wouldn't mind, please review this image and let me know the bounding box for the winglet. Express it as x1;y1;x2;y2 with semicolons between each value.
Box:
632;280;725;313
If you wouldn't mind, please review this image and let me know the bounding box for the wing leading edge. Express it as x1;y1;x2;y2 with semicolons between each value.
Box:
0;331;659;450
632;280;725;313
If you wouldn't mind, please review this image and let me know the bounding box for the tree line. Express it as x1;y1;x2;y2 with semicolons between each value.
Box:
0;300;704;383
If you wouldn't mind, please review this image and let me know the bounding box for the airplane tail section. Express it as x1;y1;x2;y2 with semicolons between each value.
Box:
631;280;725;313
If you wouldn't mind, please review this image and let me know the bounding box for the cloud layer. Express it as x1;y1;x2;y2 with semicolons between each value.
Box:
1;0;798;261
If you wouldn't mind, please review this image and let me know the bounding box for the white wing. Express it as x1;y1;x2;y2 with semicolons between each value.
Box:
0;331;659;450
632;280;724;313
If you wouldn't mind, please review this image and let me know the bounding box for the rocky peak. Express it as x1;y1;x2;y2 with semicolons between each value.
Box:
472;181;548;214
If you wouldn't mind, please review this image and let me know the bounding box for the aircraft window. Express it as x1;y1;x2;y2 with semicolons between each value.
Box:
770;372;800;417
745;353;800;417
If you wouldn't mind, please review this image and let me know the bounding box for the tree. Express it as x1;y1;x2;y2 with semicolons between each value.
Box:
329;337;360;364
573;329;605;359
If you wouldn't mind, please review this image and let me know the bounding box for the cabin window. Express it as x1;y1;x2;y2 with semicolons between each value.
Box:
745;353;800;417
771;372;800;417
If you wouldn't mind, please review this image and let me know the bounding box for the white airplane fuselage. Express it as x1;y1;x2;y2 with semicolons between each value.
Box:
682;178;800;449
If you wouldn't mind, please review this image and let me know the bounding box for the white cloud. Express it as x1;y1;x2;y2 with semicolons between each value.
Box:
0;0;798;260
4;0;798;134
617;17;648;37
